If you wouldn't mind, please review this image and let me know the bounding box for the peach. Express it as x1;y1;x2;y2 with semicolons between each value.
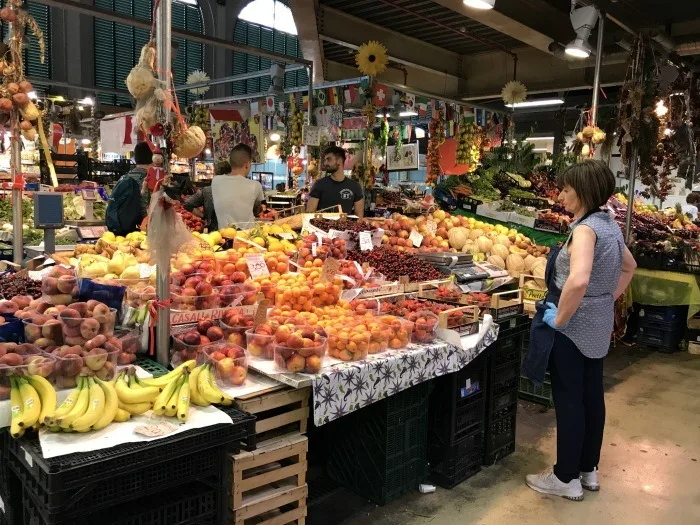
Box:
85;348;108;371
286;334;304;349
69;302;89;316
64;336;87;346
181;331;201;346
41;276;59;295
0;353;23;366
10;295;31;309
197;318;215;335
196;281;213;296
118;352;137;365
59;354;84;376
85;334;107;351
26;356;54;377
42;319;62;341
216;357;235;375
59;308;82;328
230;365;247;385
49;294;73;306
227;346;245;359
206;326;224;342
24;323;42;342
56;275;75;294
95;361;115;380
285;354;306;373
92;302;111;318
34;338;56;349
80;318;101;339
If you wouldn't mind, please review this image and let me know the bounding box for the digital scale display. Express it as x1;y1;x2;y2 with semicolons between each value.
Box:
33;192;64;229
80;189;97;200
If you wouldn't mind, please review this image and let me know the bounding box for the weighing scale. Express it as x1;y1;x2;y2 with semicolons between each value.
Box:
65;186;107;241
33;192;64;255
415;253;510;286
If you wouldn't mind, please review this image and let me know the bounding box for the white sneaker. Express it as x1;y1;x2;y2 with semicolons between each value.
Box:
526;468;584;501
580;468;600;491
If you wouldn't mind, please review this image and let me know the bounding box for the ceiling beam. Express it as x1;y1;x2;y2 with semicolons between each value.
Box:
289;0;325;83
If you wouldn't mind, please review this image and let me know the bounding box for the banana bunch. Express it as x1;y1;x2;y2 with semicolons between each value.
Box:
46;376;120;433
9;375;57;438
189;364;234;409
114;368;163;417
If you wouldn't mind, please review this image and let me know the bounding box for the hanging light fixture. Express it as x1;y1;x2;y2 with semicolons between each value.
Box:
565;2;599;59
655;100;668;117
463;0;495;9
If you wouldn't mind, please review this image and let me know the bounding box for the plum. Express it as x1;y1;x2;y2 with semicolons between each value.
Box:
80;318;100;340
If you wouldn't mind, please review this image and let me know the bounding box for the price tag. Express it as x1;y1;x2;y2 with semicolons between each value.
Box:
312;243;317;257
328;229;342;239
409;229;423;248
359;231;373;251
138;263;156;279
244;253;270;279
426;220;437;234
277;232;295;240
134;420;178;437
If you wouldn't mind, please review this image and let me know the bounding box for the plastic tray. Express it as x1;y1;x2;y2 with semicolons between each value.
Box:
518;374;553;407
429;428;483;489
8;407;255;495
21;480;221;525
327;382;430;505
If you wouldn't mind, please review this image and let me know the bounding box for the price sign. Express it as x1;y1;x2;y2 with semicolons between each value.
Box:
312;243;317;257
328;229;342;239
359;231;373;251
426;220;437;234
244;253;270;279
277;232;295;240
409;229;424;248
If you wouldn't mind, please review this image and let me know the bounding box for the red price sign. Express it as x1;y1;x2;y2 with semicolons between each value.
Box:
245;253;270;279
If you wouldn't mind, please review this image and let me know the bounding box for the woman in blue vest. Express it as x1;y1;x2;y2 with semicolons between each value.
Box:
524;160;636;501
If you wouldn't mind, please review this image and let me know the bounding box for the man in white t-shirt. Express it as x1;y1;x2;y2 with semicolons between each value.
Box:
211;144;264;229
681;192;699;221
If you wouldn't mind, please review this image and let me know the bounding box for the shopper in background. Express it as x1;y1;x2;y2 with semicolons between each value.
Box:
524;160;636;501
211;144;264;229
183;159;229;232
106;142;152;236
681;192;699;220
307;145;364;217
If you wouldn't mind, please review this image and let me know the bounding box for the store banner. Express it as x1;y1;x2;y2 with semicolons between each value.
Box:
374;84;388;107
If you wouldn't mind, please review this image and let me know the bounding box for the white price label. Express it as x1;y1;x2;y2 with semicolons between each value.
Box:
277;232;295;240
328;229;342;239
312;243;317;257
409;229;423;248
359;231;374;251
138;263;156;279
426;220;437;234
244;253;270;279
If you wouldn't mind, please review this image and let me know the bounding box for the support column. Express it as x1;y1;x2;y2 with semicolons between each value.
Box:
591;12;605;126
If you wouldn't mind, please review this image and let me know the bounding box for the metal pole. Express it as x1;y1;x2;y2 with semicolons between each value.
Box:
591;12;605;126
11;130;22;265
624;148;637;242
155;0;172;367
307;64;313;125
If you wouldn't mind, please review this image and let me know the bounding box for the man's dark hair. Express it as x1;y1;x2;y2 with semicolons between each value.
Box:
323;145;346;162
557;160;615;212
215;159;231;175
686;192;700;205
230;143;253;168
133;142;153;165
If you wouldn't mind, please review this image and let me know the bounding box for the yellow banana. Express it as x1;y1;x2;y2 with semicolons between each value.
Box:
188;366;209;407
26;375;56;427
92;378;118;431
9;377;24;438
177;377;190;422
115;373;161;405
71;378;106;432
164;377;183;417
57;378;91;429
153;376;181;415
118;400;152;415
140;360;196;388
17;378;41;429
197;365;233;405
50;378;84;425
113;408;131;422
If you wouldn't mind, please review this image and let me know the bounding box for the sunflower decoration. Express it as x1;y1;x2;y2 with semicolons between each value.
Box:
501;80;527;105
187;70;210;96
356;41;388;78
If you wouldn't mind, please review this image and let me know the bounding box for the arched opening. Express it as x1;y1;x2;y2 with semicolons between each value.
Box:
232;0;307;96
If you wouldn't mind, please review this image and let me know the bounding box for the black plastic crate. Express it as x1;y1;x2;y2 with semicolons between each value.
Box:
22;480;220;525
638;323;685;353
429;355;487;446
8;407;254;495
0;429;22;525
327;382;430;505
636;304;688;326
484;412;517;466
495;314;531;340
11;445;226;518
429;429;483;489
487;388;518;422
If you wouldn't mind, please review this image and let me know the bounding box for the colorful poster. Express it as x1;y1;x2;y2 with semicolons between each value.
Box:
314;105;342;142
212;117;264;164
386;143;419;171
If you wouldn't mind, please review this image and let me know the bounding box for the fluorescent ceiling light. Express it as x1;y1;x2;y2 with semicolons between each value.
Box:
526;136;555;141
505;98;564;108
463;0;495;9
269;132;281;142
533;148;548;152
399;111;418;117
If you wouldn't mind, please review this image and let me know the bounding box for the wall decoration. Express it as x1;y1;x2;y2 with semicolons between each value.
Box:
212;119;262;163
501;80;527;105
355;41;389;77
386;142;418;171
314;105;342;142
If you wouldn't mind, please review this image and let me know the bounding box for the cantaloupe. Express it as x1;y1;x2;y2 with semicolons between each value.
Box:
491;243;509;260
523;254;537;272
469;228;484;241
495;234;511;247
487;254;505;268
447;227;469;250
476;236;493;254
506;253;525;278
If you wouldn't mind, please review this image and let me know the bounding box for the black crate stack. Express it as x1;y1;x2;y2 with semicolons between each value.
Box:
427;354;487;488
636;304;688;353
327;382;430;505
5;407;255;525
1;429;22;525
484;315;530;465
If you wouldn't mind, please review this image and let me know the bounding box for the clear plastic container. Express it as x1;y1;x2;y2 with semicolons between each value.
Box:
59;306;116;348
0;361;29;401
171;318;224;365
220;312;255;349
245;328;276;360
406;311;439;344
326;325;370;362
114;331;140;365
22;317;63;348
124;283;157;309
40;268;78;306
197;342;248;387
274;335;327;374
375;316;414;351
47;346;119;388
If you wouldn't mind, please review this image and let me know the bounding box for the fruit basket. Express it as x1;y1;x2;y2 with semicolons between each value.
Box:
273;329;327;374
197;342;248;387
326;322;370;361
22;317;63;348
171;318;223;365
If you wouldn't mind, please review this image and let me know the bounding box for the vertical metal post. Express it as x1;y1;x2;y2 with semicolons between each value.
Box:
624;148;637;242
307;64;313;125
11;133;22;265
155;0;172;367
591;12;605;126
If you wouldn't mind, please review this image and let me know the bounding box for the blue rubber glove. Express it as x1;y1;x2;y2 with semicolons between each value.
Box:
543;302;568;330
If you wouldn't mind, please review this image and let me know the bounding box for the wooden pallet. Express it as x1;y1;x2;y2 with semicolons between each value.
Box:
235;386;310;445
231;434;308;525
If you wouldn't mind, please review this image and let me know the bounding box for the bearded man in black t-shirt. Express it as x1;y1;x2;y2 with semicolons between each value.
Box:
307;145;364;217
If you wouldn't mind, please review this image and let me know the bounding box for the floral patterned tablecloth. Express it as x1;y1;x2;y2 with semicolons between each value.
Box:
311;316;499;426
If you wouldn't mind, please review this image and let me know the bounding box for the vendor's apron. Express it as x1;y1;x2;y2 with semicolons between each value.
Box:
522;209;604;385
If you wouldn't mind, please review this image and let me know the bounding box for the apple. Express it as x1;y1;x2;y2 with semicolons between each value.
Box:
206;326;224;342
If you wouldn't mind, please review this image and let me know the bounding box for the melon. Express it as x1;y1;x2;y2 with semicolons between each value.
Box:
523;254;537;272
461;240;475;254
476;236;493;254
447;227;469;250
491;243;509;260
506;253;525;278
469;228;484;241
487;255;505;268
495;234;511;247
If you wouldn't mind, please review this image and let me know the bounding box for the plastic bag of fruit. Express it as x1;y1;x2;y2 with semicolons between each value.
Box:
145;188;195;265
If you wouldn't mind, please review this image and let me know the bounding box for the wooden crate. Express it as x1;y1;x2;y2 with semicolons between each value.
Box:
236;386;310;444
231;434;308;525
